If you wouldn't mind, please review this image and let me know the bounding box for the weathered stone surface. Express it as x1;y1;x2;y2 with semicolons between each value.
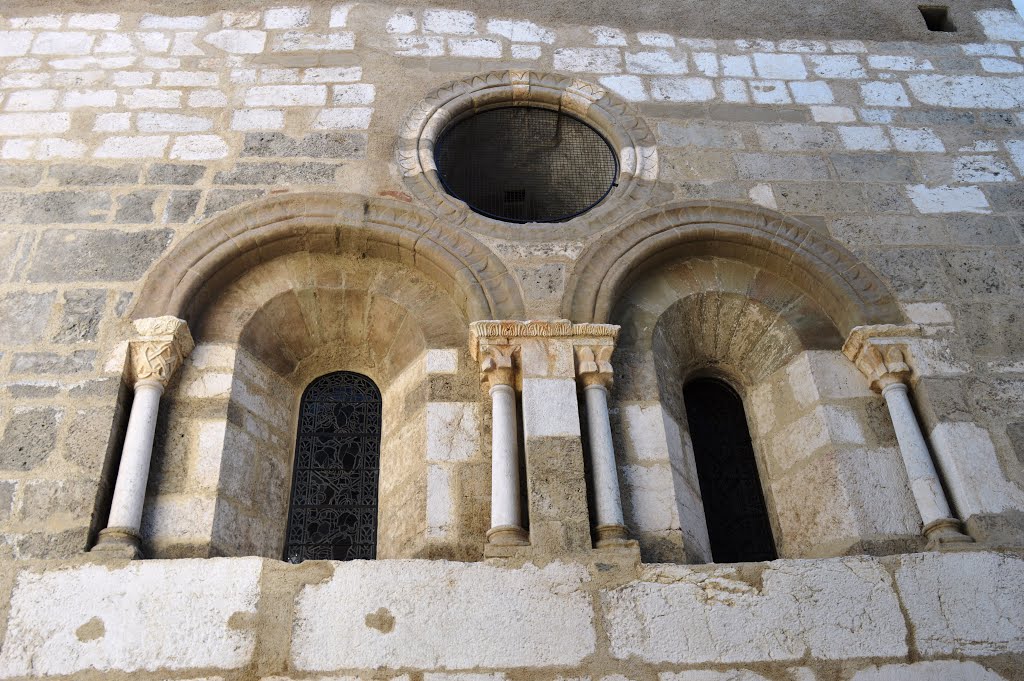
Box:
146;163;205;185
213;161;337;185
53;289;106;342
0;191;110;224
850;661;1010;680
0;165;43;187
27;229;172;282
0;408;60;471
602;557;907;663
0;292;55;345
0;558;262;677
49;164;140;186
10;351;95;374
164;190;202;223
114;190;159;223
292;561;594;670
240;131;367;158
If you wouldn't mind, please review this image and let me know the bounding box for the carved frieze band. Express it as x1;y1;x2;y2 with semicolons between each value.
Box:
471;319;619;353
842;324;922;393
128;316;195;387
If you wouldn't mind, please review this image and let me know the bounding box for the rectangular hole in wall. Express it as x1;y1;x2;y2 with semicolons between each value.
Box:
919;5;957;32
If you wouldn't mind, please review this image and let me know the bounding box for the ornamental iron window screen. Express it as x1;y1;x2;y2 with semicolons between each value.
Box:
684;378;777;563
434;106;618;223
285;371;381;563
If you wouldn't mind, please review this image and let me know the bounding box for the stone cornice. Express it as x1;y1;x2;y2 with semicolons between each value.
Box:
470;319;620;359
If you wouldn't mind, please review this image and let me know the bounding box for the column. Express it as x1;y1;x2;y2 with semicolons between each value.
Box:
844;329;972;548
92;316;194;558
575;345;630;547
480;344;528;546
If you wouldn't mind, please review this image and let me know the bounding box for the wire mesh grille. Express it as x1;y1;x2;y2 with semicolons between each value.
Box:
434;106;618;223
285;371;381;563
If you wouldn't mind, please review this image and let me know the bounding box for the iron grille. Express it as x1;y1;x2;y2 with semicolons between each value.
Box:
684;378;777;563
285;371;381;563
434;106;618;223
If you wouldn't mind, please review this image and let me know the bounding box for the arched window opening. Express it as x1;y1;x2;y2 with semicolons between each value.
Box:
684;378;776;563
286;371;381;563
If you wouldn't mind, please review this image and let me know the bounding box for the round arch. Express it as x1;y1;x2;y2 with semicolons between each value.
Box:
131;192;526;323
562;201;904;336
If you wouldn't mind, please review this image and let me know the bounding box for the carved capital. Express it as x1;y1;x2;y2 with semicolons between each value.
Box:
128;316;194;387
479;344;517;389
842;324;921;393
575;345;614;389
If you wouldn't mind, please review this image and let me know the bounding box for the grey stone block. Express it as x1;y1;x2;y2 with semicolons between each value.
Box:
49;164;141;186
146;163;205;185
672;181;746;201
658;121;744;149
10;351;95;375
53;289;106;343
831;154;918;183
0;292;55;345
26;228;172;282
6;383;60;399
203;189;266;218
735;153;829;180
862;184;913;214
114;291;133;317
708;104;807;123
517;263;565;298
0;165;43;187
984;184;1024;213
942;250;1024;299
16;479;97;525
240;132;367;159
755;124;836;151
10;527;90;559
894;109;975;126
0;480;14;523
114;190;159;224
830;215;947;246
0;191;110;224
164;190;201;223
774;182;863;213
0;408;60;471
214;162;338;185
954;302;1024;359
858;247;951;300
944;215;1023;246
978;112;1017;129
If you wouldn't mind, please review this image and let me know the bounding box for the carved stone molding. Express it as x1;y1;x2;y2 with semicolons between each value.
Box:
470;319;620;355
842;324;922;392
398;70;658;241
575;345;615;389
128;316;194;387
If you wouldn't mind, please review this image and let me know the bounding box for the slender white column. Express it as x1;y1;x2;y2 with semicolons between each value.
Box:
480;345;528;546
92;316;193;559
106;380;164;531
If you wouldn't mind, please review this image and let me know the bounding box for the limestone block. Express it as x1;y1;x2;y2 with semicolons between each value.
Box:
522;378;581;438
619;402;673;462
661;672;771;681
554;48;623;73
424;349;458;374
976;9;1024;41
928;422;1024;517
907;184;990;214
851;661;1008;680
426;464;453;537
141;494;217;544
621;463;680;533
896;551;1024;656
426;402;479;462
0;558;261;677
907;75;1024;109
602;557;907;664
292;561;594;670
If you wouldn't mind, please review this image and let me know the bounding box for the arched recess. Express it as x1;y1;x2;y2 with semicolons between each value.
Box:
563;201;904;336
135;193;512;561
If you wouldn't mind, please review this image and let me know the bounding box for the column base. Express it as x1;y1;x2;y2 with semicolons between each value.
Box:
90;527;143;560
486;525;530;546
594;524;634;549
923;517;974;551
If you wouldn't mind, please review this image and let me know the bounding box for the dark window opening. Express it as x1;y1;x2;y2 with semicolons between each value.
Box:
919;5;956;31
286;371;381;563
434;106;618;224
684;378;776;563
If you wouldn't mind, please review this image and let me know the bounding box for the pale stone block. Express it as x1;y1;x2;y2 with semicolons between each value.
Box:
386;13;418;34
292;562;594;669
260;68;300;83
903;302;953;325
2;73;50;89
159;71;219;87
1006;139;1024;174
789;81;833;104
426;402;479;462
170;135;229;160
223;11;262;28
113;71;154;87
204;30;267;54
662;672;770;681
625;51;687;74
753;53;807;79
138;113;213;132
591;26;628;46
838;126;891;151
769;405;864;473
811;105;855;122
622;464;680;533
637;32;674;47
620;402;672;462
852;661;1008;681
692;52;720;77
424;349;458;374
981;57;1024;73
171;32;205;56
304;66;361;83
140;15;206;29
94;135;169;158
329;5;353;27
273;31;355;51
62;89;116;108
487;20;555;43
4;90;59;112
522;378;581;438
31;32;95;56
896;551;1024;656
245;84;326;106
91;113;129;132
511;44;542;60
231;109;285;131
976;9;1024;41
426;465;453;537
747;183;776;208
449;38;501;58
134;32;172;53
186;372;233;398
831;40;866;52
954;155;1017;183
124;89;181;108
809;55;866;79
965;43;1018;56
906;74;1024;109
928;421;1024;517
720;79;749;103
9;16;62;29
394;36;444;57
265;6;311;29
861;81;910;107
889;126;944;153
906;184;990;214
313;107;373;130
599;76;647;102
1;139;35;159
0;558;260;676
194;419;227;490
750;80;791;104
602;558;907;664
189;90;228;107
721;55;754;77
0;32;35;57
554;48;622;73
651;77;715;102
6;57;42;71
423;10;477;35
0;111;69;135
95;33;133;54
803;351;874;399
190;344;236;370
425;675;504;681
36;138;87;159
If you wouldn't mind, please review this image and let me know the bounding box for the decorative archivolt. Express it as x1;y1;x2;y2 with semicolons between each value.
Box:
131;192;525;325
398;70;659;241
562;201;905;336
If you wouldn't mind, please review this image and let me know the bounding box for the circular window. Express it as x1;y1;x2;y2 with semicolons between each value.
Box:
434;107;618;224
